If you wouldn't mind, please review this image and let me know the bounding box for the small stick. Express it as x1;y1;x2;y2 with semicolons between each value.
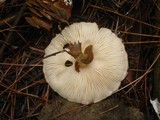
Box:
43;50;66;59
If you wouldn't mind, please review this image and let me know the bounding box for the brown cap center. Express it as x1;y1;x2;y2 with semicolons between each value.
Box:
66;42;94;72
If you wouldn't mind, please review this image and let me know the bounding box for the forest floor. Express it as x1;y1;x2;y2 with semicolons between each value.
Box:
0;0;160;120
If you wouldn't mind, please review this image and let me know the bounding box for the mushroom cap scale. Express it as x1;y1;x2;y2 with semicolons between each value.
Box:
43;22;128;104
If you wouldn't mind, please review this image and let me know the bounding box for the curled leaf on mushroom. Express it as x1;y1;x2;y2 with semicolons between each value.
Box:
43;22;128;104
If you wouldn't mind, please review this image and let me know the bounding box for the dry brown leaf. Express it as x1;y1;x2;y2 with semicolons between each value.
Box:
25;0;72;30
28;7;43;17
32;16;52;31
25;17;40;29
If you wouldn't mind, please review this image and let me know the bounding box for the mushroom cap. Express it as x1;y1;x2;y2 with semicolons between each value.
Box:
43;22;128;104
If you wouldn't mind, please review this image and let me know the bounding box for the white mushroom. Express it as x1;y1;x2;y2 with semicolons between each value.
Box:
43;22;128;104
